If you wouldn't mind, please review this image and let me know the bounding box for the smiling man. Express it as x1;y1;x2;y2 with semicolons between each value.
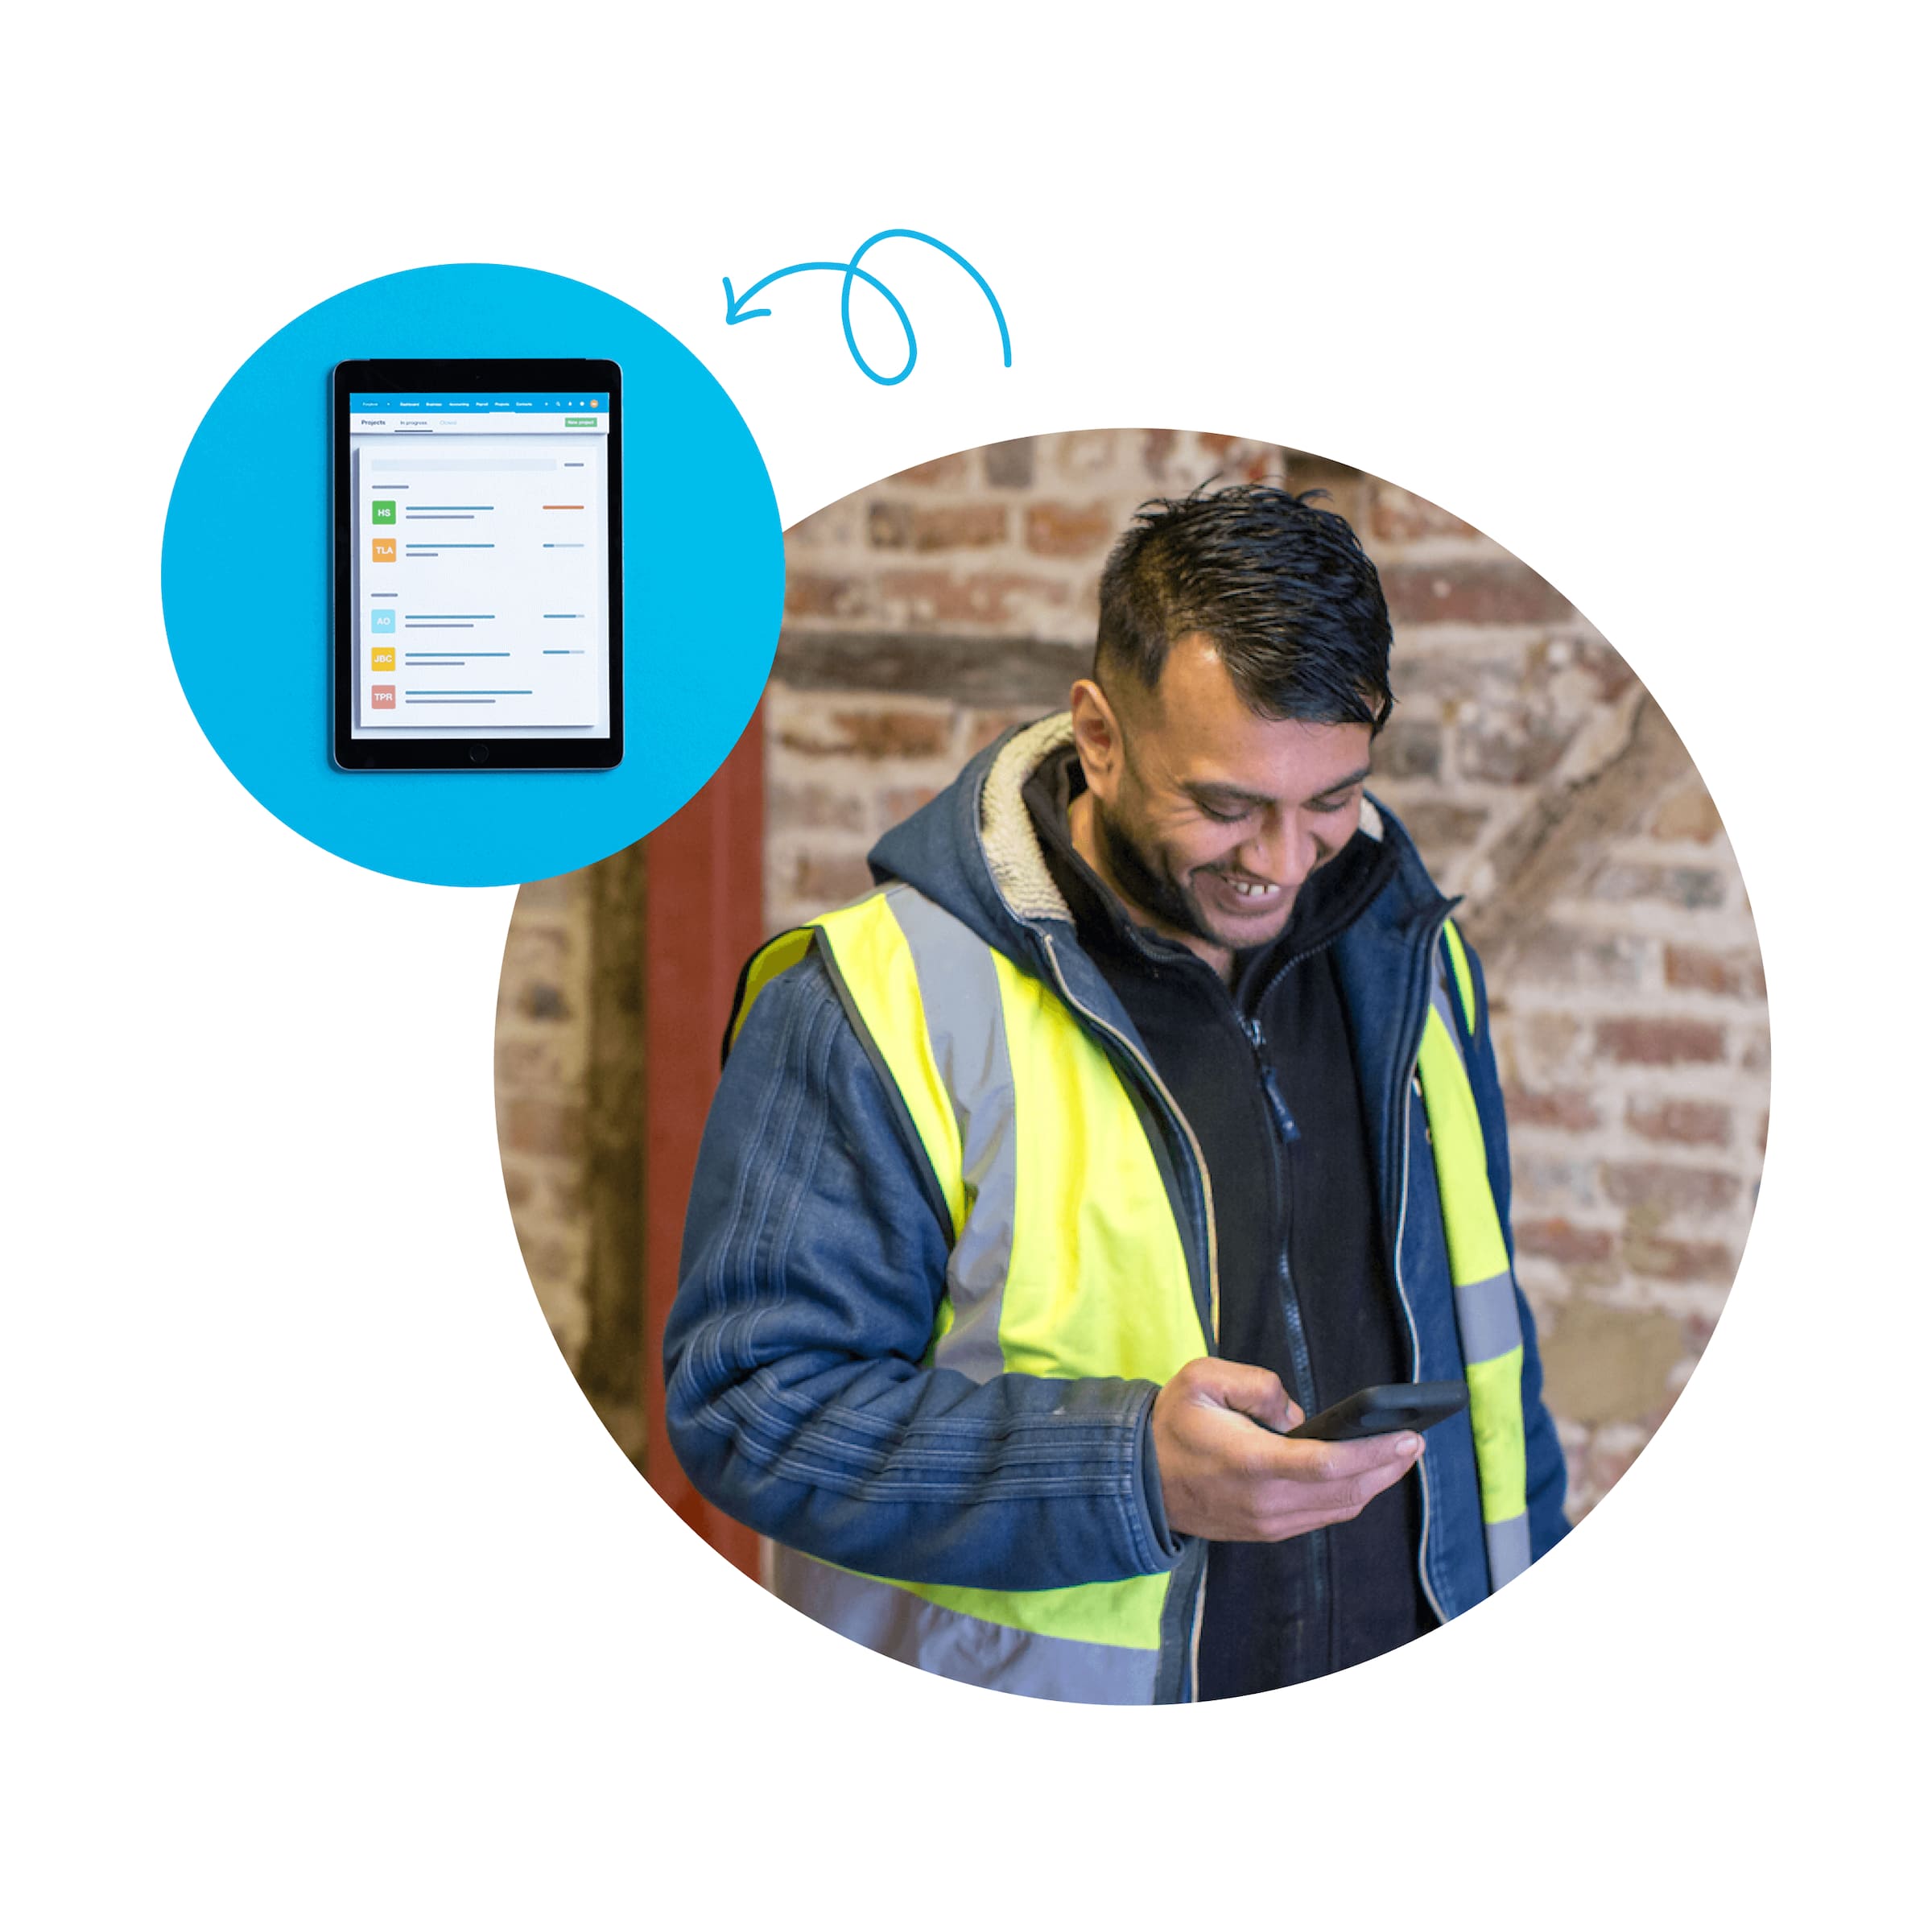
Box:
665;484;1569;1703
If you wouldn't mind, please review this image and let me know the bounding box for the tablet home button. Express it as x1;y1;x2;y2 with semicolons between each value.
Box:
470;745;489;764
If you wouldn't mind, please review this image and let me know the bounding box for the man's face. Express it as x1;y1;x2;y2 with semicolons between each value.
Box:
1071;635;1374;958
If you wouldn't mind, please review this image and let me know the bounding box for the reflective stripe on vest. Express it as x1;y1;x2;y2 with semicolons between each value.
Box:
1420;919;1530;1587
733;884;1206;1703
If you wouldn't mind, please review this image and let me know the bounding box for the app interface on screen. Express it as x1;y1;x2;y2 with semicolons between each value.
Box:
346;391;612;738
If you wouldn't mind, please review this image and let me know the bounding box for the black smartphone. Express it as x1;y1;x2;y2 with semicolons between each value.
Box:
1285;1381;1469;1442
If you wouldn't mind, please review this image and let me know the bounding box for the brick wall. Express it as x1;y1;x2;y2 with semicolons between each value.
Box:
497;868;596;1366
768;430;1769;1518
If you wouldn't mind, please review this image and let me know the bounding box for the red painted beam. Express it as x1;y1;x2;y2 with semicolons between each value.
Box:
642;708;766;1580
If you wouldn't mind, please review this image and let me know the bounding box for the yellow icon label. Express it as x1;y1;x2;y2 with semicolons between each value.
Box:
371;646;395;671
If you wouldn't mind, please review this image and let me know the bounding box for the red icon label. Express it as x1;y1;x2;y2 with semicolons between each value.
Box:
371;685;395;710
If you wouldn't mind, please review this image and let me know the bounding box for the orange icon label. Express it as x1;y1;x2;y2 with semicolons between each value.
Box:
372;537;397;563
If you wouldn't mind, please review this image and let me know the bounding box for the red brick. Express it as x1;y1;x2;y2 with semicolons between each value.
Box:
1381;560;1574;626
1505;1084;1600;1132
962;707;1049;758
877;569;1071;628
1368;484;1480;544
1517;1218;1616;1266
1665;944;1763;997
1195;434;1286;485
767;782;867;832
1025;502;1115;558
789;852;875;906
879;785;939;825
1593;1018;1726;1066
1602;1162;1741;1217
785;571;861;619
502;1097;584;1158
1626;1097;1732;1147
778;708;952;761
1141;428;1176;476
1622;1234;1735;1283
983;438;1036;488
893;452;968;487
869;502;1007;551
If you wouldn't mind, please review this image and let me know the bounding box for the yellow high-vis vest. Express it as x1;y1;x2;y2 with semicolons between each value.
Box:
730;881;1528;1703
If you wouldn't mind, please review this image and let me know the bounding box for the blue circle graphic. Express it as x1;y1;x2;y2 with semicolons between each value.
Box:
162;263;782;886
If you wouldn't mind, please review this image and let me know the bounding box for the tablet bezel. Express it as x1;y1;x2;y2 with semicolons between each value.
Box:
332;357;625;771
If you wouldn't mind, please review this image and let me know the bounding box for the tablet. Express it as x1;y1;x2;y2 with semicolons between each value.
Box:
332;358;623;770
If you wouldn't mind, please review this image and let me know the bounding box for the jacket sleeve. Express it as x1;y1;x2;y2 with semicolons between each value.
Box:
663;949;1183;1590
1459;936;1572;1560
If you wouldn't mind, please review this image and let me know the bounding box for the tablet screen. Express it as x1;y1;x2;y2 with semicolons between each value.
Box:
339;376;618;755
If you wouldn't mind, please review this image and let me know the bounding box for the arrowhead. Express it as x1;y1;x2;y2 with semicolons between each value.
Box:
722;276;771;325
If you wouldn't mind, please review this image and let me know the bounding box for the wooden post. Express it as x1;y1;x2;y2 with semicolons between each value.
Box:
642;710;766;1579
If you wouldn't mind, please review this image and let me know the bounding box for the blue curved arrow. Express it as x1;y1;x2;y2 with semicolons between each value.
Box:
721;229;1010;386
724;260;917;382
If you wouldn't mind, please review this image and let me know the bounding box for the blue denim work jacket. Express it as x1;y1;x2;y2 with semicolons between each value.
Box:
663;718;1570;1699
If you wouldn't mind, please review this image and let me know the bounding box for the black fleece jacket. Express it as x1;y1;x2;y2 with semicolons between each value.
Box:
1023;748;1431;1696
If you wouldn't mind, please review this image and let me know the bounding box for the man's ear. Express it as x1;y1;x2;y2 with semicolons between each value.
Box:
1069;678;1125;805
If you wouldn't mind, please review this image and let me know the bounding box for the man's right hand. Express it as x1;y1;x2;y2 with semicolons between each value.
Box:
1150;1356;1423;1542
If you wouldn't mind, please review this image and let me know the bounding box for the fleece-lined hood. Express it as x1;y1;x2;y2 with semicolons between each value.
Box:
866;709;1445;978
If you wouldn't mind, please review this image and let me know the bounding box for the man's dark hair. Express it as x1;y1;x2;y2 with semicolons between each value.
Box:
1095;482;1394;730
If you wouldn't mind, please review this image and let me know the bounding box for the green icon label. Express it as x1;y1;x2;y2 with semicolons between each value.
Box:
564;418;597;428
371;500;397;524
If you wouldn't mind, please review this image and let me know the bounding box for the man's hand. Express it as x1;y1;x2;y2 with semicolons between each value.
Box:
1150;1357;1423;1542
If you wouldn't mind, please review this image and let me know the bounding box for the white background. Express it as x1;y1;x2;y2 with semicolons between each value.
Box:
5;5;1926;1925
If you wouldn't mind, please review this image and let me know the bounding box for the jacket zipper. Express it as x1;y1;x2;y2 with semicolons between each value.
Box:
1239;964;1335;1675
1241;1013;1302;1144
1042;934;1219;1699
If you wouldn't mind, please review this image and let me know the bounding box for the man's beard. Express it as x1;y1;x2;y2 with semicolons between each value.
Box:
1090;792;1228;947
